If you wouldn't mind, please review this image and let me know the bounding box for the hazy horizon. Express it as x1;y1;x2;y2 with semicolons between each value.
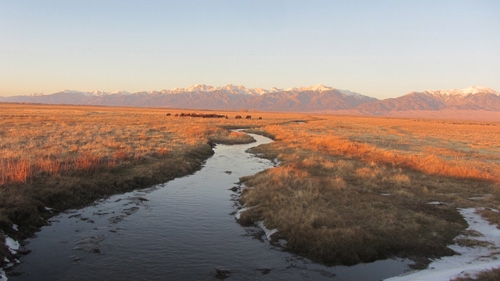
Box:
1;0;499;99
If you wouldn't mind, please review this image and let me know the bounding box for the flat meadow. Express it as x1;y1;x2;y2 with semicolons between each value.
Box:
0;103;300;262
242;115;500;265
1;103;500;277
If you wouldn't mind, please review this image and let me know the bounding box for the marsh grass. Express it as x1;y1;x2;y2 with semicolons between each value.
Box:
2;105;500;270
450;267;500;281
0;103;300;265
240;115;500;265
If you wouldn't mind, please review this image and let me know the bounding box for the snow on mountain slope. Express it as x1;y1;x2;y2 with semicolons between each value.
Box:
170;84;272;96
1;85;497;115
356;86;500;112
423;86;499;99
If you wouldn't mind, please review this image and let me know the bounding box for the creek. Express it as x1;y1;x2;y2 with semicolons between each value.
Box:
8;133;411;281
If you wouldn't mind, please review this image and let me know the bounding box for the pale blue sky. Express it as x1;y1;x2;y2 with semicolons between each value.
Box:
1;0;499;99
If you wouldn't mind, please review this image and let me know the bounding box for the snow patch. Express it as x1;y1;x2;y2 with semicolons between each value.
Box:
338;89;366;97
234;207;252;220
385;208;500;281
234;201;279;241
171;84;271;96
0;268;7;281
468;194;492;201
257;221;278;241
424;86;499;97
5;236;20;255
461;86;499;95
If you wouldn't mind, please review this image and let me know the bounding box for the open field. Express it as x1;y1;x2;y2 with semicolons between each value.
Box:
240;115;500;266
0;103;307;265
1;103;500;276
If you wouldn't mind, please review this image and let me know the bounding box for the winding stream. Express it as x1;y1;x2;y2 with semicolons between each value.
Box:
8;133;411;281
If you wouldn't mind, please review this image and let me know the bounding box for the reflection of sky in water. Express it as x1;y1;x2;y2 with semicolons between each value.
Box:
9;134;411;281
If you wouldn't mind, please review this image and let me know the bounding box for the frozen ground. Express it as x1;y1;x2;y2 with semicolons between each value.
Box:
1;234;21;281
385;208;500;281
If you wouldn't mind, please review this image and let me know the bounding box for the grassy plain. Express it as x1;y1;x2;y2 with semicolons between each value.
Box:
1;103;500;275
0;103;304;265
241;115;500;265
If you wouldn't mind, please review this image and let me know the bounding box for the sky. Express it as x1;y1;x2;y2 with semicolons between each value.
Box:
1;0;499;99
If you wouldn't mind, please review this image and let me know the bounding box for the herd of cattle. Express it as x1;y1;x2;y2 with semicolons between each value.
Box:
166;113;261;119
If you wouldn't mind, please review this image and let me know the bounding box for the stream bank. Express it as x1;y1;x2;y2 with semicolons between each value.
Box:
4;133;412;281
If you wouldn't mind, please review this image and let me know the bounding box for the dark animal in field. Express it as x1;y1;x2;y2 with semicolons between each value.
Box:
166;113;171;116
176;113;228;118
235;115;242;119
258;117;262;119
246;115;252;119
174;113;179;117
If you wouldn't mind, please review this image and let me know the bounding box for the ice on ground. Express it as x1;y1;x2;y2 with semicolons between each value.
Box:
11;225;18;232
385;208;500;281
0;268;7;281
234;207;251;220
257;221;278;241
234;204;259;220
5;236;19;255
273;158;281;166
426;201;443;205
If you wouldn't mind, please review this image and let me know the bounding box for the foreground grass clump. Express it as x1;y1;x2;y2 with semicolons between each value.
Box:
240;116;500;265
0;103;298;265
450;267;500;281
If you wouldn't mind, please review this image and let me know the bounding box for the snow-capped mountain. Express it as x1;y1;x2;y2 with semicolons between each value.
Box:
1;85;498;116
169;84;278;96
356;86;500;113
0;84;377;111
425;86;499;97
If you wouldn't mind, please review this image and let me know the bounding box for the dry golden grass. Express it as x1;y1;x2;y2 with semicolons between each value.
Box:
450;267;500;281
239;114;500;265
2;104;500;269
0;103;307;265
0;103;299;187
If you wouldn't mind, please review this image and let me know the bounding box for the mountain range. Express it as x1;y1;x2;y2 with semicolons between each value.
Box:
1;85;499;120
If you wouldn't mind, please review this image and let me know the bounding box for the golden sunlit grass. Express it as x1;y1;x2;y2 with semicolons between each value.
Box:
2;103;500;270
239;115;500;265
0;104;294;187
450;267;500;281
0;103;304;265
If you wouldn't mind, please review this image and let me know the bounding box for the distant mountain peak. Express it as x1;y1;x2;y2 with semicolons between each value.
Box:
285;84;332;92
168;84;355;96
305;84;332;92
424;86;499;97
3;85;498;119
460;86;499;95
